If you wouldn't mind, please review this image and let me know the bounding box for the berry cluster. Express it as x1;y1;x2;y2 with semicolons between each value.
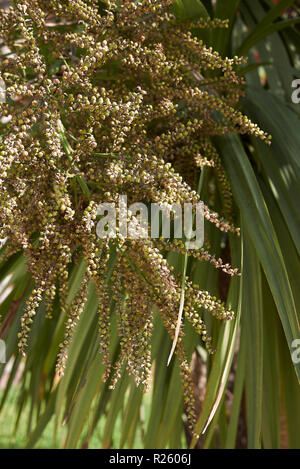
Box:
0;0;270;434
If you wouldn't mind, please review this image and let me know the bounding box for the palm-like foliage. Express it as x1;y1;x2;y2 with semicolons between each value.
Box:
0;0;299;449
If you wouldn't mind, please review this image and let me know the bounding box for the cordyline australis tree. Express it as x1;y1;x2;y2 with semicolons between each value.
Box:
0;0;299;449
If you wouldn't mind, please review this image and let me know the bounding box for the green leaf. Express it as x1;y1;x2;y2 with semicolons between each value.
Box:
173;0;209;20
55;283;99;421
26;389;58;449
213;0;241;55
279;326;300;448
191;234;243;445
261;274;281;449
63;352;105;448
241;228;263;449
245;87;300;255
218;134;300;382
237;0;298;55
120;382;144;448
225;337;246;448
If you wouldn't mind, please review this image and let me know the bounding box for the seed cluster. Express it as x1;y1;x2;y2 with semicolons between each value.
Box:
0;0;270;435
